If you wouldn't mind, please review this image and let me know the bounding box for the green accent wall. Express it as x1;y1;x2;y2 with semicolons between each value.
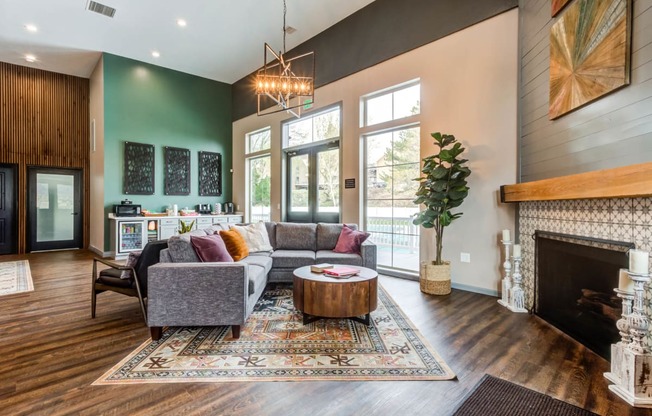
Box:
103;53;232;250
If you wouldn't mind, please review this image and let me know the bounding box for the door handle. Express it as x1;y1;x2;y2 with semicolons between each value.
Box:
71;212;79;215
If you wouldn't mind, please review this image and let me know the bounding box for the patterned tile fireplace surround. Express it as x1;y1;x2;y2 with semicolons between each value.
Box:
518;197;652;348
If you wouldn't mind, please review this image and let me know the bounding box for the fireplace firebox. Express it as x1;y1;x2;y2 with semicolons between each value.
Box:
534;231;634;359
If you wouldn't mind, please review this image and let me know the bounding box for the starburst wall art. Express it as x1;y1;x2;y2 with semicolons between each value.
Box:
549;0;631;120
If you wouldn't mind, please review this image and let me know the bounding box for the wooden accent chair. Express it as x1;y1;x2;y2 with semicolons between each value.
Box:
91;239;168;323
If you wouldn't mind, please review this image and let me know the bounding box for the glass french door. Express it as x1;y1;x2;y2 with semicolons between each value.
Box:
286;143;340;223
28;168;82;251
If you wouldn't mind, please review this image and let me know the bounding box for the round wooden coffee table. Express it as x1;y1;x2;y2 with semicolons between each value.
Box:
293;265;378;326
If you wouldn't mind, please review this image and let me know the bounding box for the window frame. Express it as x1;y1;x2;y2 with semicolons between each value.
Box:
282;103;343;151
245;126;272;223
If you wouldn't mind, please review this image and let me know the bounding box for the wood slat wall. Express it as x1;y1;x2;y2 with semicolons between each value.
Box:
519;0;652;182
0;61;90;254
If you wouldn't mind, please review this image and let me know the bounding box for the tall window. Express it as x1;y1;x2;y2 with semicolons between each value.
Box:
246;128;271;222
362;81;421;273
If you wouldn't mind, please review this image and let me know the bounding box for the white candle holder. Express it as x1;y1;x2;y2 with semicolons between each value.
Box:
606;271;652;408
497;240;512;308
626;271;650;354
507;256;528;313
604;288;634;386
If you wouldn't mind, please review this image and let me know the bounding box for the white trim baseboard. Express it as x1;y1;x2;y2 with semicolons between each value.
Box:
451;282;499;297
89;245;112;258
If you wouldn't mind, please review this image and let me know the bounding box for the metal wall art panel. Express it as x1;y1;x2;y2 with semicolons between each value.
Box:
198;151;222;196
549;0;631;119
164;146;191;195
123;142;155;195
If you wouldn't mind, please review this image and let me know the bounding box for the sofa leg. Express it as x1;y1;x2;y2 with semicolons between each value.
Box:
231;325;241;339
150;327;162;341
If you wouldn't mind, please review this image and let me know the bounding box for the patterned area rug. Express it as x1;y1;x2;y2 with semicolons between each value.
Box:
0;260;33;296
94;285;455;384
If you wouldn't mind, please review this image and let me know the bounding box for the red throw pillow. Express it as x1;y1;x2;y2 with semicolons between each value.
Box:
190;234;234;262
333;224;370;254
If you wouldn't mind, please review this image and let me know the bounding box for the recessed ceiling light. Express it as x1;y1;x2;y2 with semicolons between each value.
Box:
151;51;160;58
24;54;37;62
176;19;187;27
24;24;38;32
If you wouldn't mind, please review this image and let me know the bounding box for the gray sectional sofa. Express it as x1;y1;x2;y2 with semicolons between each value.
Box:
147;222;376;340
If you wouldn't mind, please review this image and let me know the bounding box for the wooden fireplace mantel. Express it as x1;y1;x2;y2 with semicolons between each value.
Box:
500;162;652;203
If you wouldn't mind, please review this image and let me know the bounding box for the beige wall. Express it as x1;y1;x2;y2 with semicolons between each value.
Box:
233;9;518;294
89;56;105;255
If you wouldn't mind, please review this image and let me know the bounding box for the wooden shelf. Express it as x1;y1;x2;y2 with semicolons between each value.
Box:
500;162;652;203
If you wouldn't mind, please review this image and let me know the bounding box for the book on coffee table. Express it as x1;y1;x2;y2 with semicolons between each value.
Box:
311;263;334;273
323;267;360;278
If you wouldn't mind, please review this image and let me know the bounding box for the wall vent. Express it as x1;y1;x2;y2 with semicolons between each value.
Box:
86;1;116;18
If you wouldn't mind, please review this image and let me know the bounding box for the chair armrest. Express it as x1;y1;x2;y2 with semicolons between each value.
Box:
93;257;130;271
361;240;377;271
147;263;248;327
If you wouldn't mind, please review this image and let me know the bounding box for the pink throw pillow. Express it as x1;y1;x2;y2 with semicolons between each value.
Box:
333;225;370;254
190;234;234;262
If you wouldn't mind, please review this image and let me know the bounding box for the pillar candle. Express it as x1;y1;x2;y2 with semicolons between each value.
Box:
502;229;511;242
513;244;521;258
629;249;650;274
618;268;635;293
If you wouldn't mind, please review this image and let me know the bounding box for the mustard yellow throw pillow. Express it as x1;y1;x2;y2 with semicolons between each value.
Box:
219;229;249;261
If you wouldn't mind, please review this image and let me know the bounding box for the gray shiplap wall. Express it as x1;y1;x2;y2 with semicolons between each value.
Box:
519;0;652;182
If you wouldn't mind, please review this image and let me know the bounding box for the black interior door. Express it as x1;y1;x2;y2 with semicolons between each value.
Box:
28;167;83;252
0;164;17;255
286;143;340;223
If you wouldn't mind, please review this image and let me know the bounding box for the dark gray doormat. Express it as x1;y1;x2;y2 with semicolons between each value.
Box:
453;374;598;416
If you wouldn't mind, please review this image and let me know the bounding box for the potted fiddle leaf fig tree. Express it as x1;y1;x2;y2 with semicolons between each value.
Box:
413;132;471;295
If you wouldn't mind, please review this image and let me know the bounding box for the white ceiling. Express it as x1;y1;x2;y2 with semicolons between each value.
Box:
0;0;376;83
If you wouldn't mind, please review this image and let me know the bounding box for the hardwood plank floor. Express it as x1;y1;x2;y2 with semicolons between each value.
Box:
0;250;648;415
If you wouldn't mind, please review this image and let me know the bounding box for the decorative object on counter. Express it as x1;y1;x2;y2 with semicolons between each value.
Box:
605;266;652;408
549;0;631;119
413;132;471;295
179;220;195;234
214;203;222;215
123;142;154;195
198;151;222;196
164;146;191;195
497;229;513;309
179;208;199;216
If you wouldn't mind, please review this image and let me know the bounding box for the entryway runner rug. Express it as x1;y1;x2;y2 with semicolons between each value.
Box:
0;260;33;296
94;285;455;384
453;374;598;416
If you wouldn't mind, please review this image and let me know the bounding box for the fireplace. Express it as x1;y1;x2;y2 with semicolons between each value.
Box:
534;231;634;359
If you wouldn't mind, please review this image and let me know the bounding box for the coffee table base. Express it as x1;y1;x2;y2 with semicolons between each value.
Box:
302;312;370;326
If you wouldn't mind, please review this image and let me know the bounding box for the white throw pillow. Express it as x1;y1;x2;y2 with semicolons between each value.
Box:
231;222;273;252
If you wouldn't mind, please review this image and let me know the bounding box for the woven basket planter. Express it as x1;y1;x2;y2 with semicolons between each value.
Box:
420;261;451;295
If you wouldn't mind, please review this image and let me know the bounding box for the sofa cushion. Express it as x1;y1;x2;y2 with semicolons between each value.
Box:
315;250;364;266
239;255;273;275
270;250;316;268
231;222;273;252
316;223;358;250
264;222;277;249
219;229;250;261
334;225;370;254
98;268;133;288
168;234;200;263
248;265;267;296
275;223;317;251
190;234;233;262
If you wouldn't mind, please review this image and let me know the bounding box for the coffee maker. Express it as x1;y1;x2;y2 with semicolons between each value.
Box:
223;202;235;214
197;204;211;214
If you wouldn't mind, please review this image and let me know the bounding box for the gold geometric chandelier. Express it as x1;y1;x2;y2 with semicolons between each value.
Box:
256;0;315;118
